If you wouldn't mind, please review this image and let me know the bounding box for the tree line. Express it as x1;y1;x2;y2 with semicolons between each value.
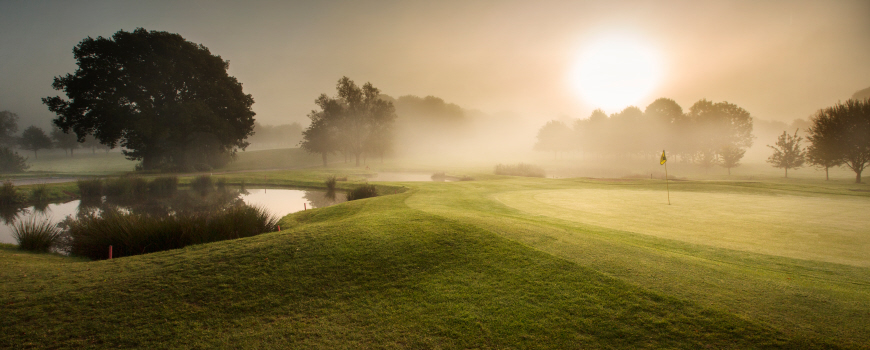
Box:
767;98;870;182
535;98;754;174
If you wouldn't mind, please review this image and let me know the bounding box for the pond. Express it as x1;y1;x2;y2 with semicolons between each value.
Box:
0;188;346;245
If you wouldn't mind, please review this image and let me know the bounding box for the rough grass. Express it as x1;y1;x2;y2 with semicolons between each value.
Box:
346;184;378;201
1;170;868;348
495;163;546;177
12;216;63;252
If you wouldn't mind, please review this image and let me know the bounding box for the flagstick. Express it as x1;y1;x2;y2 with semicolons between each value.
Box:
665;161;670;205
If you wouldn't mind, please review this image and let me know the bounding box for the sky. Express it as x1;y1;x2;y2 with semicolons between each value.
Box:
1;0;868;130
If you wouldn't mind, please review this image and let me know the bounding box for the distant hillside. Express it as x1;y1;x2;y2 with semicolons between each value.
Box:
852;86;870;100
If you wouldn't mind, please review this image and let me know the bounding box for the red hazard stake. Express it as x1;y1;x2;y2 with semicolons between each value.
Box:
278;225;281;231
109;245;113;260
304;203;307;210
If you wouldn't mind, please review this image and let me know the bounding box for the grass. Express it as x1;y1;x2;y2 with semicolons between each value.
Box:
1;169;868;348
12;216;63;252
76;178;103;198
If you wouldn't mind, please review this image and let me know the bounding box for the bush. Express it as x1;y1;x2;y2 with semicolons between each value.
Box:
65;204;277;260
77;179;103;198
494;163;545;178
104;176;148;197
190;175;213;195
13;216;63;252
0;180;21;206
0;147;29;173
347;184;378;201
148;176;178;196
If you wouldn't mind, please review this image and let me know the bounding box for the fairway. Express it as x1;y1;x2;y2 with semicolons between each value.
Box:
496;188;870;267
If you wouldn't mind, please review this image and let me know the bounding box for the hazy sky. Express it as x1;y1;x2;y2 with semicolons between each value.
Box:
1;0;868;129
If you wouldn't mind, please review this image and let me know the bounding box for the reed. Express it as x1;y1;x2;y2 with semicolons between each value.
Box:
29;184;50;203
347;184;378;201
148;176;178;196
325;176;337;192
0;180;20;206
76;179;103;198
12;216;63;252
190;175;214;195
66;204;277;260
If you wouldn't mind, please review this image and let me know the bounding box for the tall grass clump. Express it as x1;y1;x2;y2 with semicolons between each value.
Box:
148;176;178;196
29;184;50;203
13;216;63;252
325;176;337;192
190;175;214;195
494;163;546;178
77;179;103;198
66;204;277;260
0;180;21;206
347;184;378;201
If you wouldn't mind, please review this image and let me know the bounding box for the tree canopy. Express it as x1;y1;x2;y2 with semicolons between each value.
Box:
43;28;255;171
0;111;19;147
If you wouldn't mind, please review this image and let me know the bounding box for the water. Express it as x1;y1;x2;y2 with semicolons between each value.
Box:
0;188;346;245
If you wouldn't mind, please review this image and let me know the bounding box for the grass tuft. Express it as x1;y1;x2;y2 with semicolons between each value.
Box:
148;176;178;196
0;180;20;206
76;179;103;198
12;216;63;252
190;175;214;196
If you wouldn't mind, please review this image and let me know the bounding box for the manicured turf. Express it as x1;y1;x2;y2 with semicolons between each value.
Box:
1;170;868;349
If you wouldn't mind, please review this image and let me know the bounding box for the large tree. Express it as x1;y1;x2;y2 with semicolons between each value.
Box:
301;77;396;167
19;126;53;159
534;120;572;159
43;28;255;171
808;99;870;183
767;129;805;178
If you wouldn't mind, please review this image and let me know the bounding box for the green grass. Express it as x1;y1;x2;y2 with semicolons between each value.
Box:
1;169;868;348
24;149;136;174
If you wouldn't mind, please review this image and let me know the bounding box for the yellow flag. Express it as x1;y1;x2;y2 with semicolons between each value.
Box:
660;150;667;165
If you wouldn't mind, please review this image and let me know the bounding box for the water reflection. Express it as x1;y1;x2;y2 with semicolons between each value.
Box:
0;187;346;245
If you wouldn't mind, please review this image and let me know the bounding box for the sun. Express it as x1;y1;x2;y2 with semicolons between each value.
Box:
569;35;663;113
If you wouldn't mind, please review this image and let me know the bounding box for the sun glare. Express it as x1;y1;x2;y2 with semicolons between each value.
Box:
569;35;663;113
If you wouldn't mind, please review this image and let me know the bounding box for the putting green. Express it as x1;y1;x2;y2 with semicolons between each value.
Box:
496;188;870;267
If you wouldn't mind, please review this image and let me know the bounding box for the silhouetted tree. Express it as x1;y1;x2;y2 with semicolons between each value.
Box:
534;120;572;159
81;134;107;154
0;111;19;147
718;144;745;175
806;111;844;180
51;127;79;157
43;28;255;171
248;122;303;149
767;129;805;178
808;99;870;183
19;126;53;159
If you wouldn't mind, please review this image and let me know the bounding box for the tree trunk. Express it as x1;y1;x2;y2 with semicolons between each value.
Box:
70;148;74;157
825;166;829;181
321;152;328;167
355;152;361;167
785;167;788;178
728;167;731;175
857;170;862;184
33;150;37;159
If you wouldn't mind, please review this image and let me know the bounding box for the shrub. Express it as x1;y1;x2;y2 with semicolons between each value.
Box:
148;176;178;196
13;216;63;252
77;179;103;198
65;204;277;260
0;180;21;206
0;147;29;173
215;178;227;192
190;175;213;195
104;176;148;197
494;163;545;178
347;184;378;201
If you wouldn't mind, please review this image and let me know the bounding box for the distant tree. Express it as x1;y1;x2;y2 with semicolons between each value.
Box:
852;86;870;101
693;148;719;173
81;134;107;154
0;147;29;173
248;122;303;149
43;28;255;171
534;120;572;159
0;111;19;147
767;129;805;178
51;127;79;157
718;144;745;175
688;99;755;153
808;99;870;183
19;126;53;159
300;77;396;167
